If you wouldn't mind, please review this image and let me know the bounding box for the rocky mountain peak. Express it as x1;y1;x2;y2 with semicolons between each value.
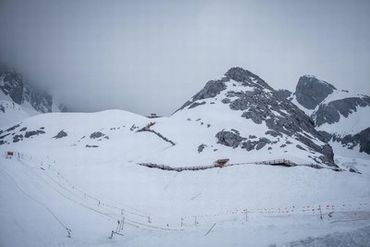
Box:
295;75;336;110
0;71;23;104
175;67;336;166
224;67;273;90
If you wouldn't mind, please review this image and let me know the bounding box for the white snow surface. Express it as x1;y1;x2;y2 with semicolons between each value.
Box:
1;77;370;246
1;145;370;247
0;100;36;127
0;106;370;246
317;106;370;136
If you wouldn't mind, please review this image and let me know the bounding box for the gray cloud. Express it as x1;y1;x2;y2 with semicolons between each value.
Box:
1;0;370;115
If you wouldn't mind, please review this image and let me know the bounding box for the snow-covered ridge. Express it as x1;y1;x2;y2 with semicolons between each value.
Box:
1;67;370;247
0;67;339;168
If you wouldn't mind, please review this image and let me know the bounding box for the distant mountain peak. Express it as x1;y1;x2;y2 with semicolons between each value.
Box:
295;75;336;109
0;70;65;113
224;67;273;90
175;67;336;166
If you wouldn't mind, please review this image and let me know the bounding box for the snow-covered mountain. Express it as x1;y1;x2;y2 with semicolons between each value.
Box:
0;67;340;169
0;70;66;127
1;67;370;247
289;75;370;155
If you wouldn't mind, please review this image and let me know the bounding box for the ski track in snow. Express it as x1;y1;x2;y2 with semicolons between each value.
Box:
1;151;370;246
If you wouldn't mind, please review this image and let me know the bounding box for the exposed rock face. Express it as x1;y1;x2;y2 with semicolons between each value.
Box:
292;74;370;156
0;72;23;104
331;127;370;155
23;84;53;113
295;75;336;109
245;137;271;151
357;128;370;154
25;130;45;138
275;89;292;99
197;144;206;153
90;131;105;139
189;101;206;109
0;70;66;113
225;67;273;90
215;129;244;148
53;130;68;139
211;68;335;165
176;78;228;111
313;96;370;126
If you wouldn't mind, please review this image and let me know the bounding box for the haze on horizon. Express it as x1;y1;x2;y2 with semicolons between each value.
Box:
0;0;370;116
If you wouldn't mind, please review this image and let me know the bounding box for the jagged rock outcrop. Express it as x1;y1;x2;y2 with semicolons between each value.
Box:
292;74;370;155
295;75;336;109
221;68;333;164
314;96;370;126
275;89;292;99
0;70;66;114
180;67;336;166
0;72;23;104
215;129;244;148
176;78;228;111
330;128;370;154
53;130;68;139
90;131;105;139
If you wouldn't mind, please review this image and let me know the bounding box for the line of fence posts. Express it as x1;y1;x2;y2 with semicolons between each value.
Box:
14;152;370;235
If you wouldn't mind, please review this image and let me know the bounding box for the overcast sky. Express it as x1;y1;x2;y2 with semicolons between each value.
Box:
0;0;370;116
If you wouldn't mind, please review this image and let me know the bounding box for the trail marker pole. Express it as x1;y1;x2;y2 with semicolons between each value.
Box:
244;209;248;223
121;217;125;231
319;205;323;220
116;220;120;232
108;230;114;239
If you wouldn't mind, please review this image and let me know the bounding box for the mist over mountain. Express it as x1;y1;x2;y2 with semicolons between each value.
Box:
1;1;370;246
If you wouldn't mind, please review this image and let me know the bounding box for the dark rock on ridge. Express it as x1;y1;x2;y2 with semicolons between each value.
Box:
176;78;228;111
0;72;23;104
275;89;292;99
313;96;370;126
215;129;244;148
295;75;336;109
332;128;370;155
25;130;45;138
90;131;105;139
53;130;68;139
199;67;336;165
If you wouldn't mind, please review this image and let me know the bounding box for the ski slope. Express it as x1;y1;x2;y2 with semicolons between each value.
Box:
1;149;370;246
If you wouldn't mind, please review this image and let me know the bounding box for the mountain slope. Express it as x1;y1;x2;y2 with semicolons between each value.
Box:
0;67;339;169
0;70;66;127
1;67;370;247
290;75;370;155
171;67;335;166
